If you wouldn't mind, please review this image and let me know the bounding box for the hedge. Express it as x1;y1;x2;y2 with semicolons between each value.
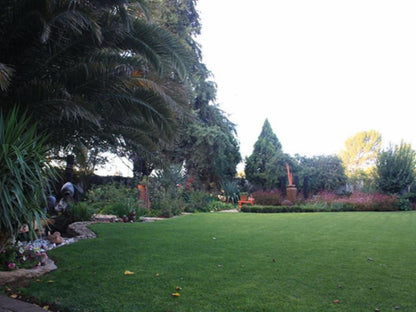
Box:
240;202;401;213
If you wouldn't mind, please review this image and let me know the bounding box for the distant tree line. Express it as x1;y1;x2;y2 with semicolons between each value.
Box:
244;120;416;197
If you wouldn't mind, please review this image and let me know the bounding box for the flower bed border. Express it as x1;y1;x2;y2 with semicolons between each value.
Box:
0;221;97;285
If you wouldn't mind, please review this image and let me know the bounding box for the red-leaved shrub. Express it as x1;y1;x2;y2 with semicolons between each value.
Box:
308;191;400;211
251;189;282;206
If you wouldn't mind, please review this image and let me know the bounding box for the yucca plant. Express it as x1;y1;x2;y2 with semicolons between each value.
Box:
220;181;240;204
0;108;57;249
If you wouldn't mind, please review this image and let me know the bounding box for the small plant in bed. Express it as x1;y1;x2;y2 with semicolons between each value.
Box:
0;241;48;271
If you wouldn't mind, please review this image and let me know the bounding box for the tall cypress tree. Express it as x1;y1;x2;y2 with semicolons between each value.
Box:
245;119;283;188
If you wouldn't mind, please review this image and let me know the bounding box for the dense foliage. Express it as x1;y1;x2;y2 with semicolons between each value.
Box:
376;142;416;194
339;130;382;177
251;190;282;206
0;109;57;248
0;0;192;157
296;155;347;194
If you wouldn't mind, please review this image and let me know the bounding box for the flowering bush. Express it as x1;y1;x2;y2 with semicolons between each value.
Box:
0;241;48;271
308;191;400;211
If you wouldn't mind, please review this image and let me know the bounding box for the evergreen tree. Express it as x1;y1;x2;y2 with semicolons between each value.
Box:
148;0;241;189
245;119;283;189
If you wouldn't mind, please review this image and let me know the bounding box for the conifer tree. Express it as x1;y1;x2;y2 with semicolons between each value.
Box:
245;119;284;188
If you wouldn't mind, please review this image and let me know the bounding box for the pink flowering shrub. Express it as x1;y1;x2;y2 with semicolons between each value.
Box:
308;191;400;211
251;189;282;206
0;241;48;271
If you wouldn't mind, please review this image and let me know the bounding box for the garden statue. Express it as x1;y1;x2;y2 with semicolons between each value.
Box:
286;164;297;204
54;182;75;213
50;182;75;234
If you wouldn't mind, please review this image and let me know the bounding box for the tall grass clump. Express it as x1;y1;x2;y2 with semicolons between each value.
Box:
0;108;57;248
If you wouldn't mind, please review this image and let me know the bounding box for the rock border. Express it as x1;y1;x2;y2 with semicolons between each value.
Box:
0;259;57;285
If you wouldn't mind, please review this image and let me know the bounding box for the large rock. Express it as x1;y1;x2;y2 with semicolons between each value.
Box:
66;222;96;240
0;259;57;285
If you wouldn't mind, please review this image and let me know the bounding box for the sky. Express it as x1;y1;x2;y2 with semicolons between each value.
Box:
196;0;416;162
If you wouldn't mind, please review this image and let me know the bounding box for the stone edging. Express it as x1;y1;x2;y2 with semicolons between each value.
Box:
66;221;97;240
0;259;57;285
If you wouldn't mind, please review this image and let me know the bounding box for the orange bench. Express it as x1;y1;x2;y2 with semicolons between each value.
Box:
238;197;255;210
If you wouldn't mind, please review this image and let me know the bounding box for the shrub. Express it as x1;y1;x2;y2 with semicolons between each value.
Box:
241;191;401;213
184;191;212;212
85;184;141;218
251;189;282;206
308;191;400;211
220;181;239;204
68;202;95;222
376;143;416;194
398;197;411;211
206;199;236;212
147;165;187;217
151;197;185;218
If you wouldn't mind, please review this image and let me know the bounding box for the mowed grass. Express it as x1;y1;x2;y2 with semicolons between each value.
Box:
21;212;416;311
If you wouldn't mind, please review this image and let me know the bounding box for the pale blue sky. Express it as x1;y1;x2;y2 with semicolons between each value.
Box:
196;0;416;162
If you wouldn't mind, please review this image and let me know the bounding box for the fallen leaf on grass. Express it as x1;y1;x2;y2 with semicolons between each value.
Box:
172;292;180;297
333;300;340;304
155;273;160;277
10;294;18;299
4;286;11;292
124;270;134;275
43;305;49;310
47;280;54;284
36;279;42;282
175;286;182;291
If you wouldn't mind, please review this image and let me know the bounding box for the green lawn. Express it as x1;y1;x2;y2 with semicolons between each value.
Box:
19;212;416;311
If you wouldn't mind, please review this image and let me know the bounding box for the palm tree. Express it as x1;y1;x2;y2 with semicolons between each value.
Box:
0;0;192;156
